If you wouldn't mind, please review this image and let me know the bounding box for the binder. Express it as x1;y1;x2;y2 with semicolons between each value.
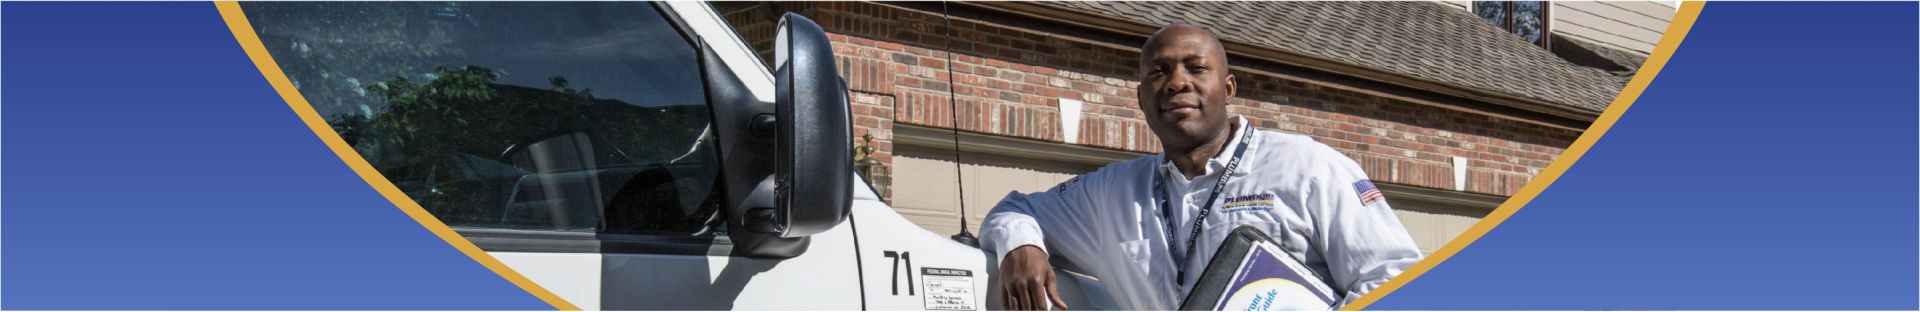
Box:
1178;226;1340;311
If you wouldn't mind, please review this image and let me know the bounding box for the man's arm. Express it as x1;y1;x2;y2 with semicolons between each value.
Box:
980;178;1098;266
1307;152;1424;308
981;169;1121;310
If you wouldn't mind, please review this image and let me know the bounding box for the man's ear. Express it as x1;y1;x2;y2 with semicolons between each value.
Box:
1224;71;1237;99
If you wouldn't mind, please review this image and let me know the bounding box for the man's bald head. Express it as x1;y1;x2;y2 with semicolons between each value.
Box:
1137;23;1237;156
1141;23;1228;67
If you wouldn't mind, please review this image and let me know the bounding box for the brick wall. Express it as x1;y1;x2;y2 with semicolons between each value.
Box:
719;2;1582;199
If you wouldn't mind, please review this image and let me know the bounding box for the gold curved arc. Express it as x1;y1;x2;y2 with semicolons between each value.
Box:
1340;2;1706;310
215;2;582;310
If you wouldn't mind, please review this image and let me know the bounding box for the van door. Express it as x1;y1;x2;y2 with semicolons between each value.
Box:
238;1;861;309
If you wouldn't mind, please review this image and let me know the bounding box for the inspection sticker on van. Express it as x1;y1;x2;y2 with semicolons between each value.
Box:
920;267;976;310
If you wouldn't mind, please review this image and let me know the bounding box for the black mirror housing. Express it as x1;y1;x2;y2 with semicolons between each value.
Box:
699;12;851;257
771;12;854;238
701;37;809;258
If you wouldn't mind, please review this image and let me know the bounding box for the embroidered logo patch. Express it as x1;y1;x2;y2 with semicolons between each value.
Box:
1354;180;1385;205
1222;193;1277;213
1052;176;1080;193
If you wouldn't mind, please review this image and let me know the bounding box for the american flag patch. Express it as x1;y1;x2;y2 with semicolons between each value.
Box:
1354;180;1384;205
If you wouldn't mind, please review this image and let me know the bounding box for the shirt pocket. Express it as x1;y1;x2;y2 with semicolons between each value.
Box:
1203;216;1286;253
1203;215;1314;269
1206;204;1283;231
1116;239;1155;276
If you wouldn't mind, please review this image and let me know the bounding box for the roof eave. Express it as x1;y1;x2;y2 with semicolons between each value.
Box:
971;1;1604;125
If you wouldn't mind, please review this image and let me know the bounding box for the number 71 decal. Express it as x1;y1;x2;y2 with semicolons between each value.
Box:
883;250;914;296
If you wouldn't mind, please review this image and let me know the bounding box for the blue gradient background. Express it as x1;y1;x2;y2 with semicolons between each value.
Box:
1371;2;1919;310
1;1;1915;310
2;2;550;309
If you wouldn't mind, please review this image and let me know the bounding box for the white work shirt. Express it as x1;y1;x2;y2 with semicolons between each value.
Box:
981;116;1423;310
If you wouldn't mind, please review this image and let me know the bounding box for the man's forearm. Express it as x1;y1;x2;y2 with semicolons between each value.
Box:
980;196;1049;265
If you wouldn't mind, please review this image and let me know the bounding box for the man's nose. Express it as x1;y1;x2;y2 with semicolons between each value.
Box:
1163;69;1195;94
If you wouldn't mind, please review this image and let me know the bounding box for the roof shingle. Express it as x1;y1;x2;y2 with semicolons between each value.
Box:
1041;1;1628;112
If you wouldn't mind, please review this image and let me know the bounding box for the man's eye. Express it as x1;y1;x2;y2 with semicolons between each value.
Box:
1189;65;1208;74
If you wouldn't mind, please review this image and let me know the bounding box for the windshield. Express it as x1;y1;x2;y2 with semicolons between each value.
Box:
244;2;722;234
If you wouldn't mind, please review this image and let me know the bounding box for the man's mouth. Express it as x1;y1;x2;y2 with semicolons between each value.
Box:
1162;100;1200;114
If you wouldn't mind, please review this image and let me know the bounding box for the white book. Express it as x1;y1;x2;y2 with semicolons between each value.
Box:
1180;226;1339;311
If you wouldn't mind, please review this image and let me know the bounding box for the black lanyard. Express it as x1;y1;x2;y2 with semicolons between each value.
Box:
1154;128;1254;286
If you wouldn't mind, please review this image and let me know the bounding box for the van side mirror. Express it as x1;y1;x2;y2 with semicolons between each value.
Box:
768;12;854;238
700;12;850;257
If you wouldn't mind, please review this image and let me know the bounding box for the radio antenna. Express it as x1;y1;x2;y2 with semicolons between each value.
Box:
940;1;978;247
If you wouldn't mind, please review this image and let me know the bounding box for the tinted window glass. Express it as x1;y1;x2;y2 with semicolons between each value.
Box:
1474;1;1509;31
1510;1;1546;44
243;2;723;236
1474;1;1549;47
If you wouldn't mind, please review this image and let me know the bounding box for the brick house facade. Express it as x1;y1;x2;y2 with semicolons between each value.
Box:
714;2;1657;253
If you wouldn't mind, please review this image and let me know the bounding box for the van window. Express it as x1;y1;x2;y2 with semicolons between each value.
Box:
243;2;723;236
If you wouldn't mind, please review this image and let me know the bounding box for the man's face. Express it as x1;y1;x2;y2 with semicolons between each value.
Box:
1137;25;1236;151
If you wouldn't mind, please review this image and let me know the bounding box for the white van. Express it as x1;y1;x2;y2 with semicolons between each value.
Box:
239;1;1110;310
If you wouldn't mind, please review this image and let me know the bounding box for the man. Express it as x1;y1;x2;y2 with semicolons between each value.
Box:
981;24;1423;310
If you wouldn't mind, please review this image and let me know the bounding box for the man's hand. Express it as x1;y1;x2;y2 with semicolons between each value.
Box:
999;245;1068;310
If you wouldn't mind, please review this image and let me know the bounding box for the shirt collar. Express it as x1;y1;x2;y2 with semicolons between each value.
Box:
1160;116;1251;180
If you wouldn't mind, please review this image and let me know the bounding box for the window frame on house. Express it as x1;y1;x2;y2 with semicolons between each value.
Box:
1473;1;1553;50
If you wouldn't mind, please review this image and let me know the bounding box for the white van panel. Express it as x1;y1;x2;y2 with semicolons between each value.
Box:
849;173;994;310
491;251;602;311
597;219;863;310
